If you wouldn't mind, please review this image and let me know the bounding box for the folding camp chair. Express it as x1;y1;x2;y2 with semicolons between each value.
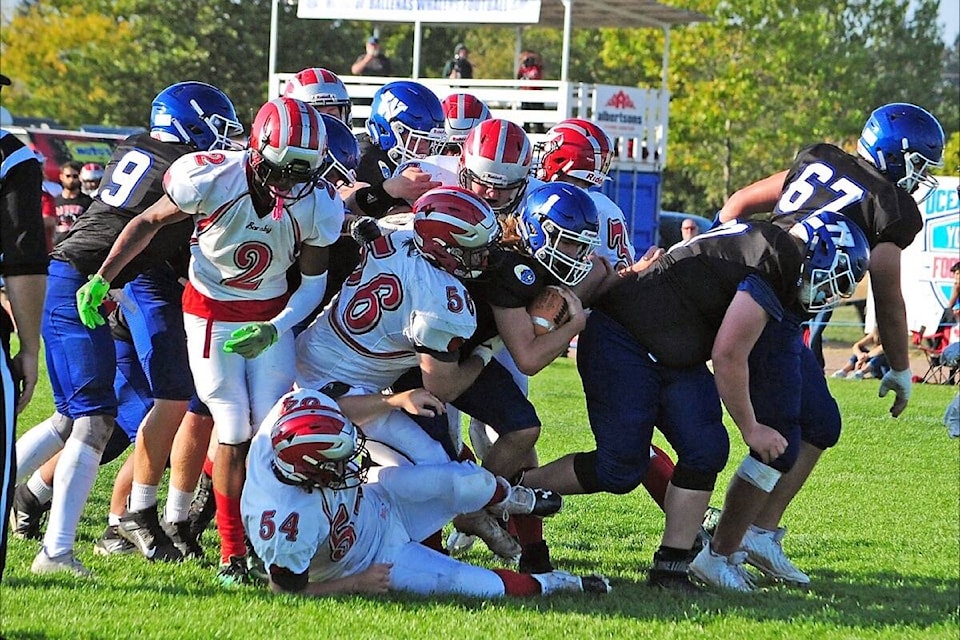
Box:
912;326;955;384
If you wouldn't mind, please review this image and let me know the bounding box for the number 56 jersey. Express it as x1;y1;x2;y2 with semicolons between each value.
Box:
296;229;477;392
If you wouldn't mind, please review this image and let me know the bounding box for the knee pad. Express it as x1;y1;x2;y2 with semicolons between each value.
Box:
451;462;497;509
71;415;116;453
735;455;782;493
50;412;74;443
670;464;717;492
579;450;646;495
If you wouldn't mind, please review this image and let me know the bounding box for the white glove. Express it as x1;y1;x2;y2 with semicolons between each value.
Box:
878;368;913;403
471;336;505;366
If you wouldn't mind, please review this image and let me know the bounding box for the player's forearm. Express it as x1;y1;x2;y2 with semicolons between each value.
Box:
718;171;787;223
868;243;910;371
3;273;45;355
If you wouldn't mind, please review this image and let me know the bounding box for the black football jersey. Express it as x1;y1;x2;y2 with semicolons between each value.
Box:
460;249;553;354
597;221;803;369
355;133;396;187
771;143;922;249
51;133;195;285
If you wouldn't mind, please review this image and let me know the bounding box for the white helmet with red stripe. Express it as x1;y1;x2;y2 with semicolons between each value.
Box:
270;389;368;490
412;186;500;279
283;67;352;124
459;119;532;216
441;93;492;152
249;96;327;199
536;118;613;186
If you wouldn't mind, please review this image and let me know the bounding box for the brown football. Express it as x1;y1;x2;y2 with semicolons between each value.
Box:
527;285;571;335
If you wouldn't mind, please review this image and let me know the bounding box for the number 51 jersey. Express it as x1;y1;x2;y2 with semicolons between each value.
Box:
296;229;477;392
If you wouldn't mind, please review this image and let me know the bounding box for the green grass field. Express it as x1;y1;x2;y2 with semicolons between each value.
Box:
2;354;958;639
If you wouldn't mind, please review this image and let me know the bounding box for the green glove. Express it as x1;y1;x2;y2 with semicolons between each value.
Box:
76;274;111;329
223;322;278;359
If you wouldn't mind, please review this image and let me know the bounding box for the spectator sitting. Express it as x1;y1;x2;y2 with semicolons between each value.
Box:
940;260;960;327
832;328;887;379
351;36;393;77
443;43;473;80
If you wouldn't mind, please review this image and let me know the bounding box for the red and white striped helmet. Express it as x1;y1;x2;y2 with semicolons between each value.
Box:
412;186;500;279
283;67;352;124
270;389;367;490
249;97;327;195
459;119;532;215
537;118;613;186
441;93;492;145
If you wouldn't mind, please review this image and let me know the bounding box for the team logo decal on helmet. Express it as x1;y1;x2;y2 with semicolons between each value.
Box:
789;211;870;312
150;81;244;151
518;182;600;286
366;81;446;164
856;103;944;202
412;185;501;279
270;390;368;490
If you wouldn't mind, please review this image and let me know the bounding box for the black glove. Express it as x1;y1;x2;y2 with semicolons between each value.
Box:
350;216;382;244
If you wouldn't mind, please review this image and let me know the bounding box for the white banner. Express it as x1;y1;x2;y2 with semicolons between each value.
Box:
297;0;541;24
592;85;649;139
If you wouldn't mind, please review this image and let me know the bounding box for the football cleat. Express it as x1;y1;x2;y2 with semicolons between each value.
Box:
217;555;254;587
445;530;477;557
486;481;563;520
93;524;137;556
116;507;184;562
452;510;522;560
162;518;204;559
532;570;611;595
187;472;216;540
689;545;755;592
741;526;810;586
9;483;51;540
31;548;92;577
646;549;703;594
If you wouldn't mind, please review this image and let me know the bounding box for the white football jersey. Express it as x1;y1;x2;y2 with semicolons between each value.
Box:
165;149;343;302
393;155;459;194
296;229;477;392
590;190;635;270
241;409;382;582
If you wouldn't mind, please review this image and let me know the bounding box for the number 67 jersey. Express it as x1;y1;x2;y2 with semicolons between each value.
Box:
295;229;477;393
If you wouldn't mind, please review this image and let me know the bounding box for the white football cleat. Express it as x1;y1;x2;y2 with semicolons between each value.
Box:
689;545;754;592
741;526;810;586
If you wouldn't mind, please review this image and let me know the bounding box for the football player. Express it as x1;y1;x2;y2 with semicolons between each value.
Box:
705;102;944;587
524;212;870;592
83;96;344;585
440;92;492;156
16;82;242;577
282;67;352;124
294;186;500;468
241;388;609;598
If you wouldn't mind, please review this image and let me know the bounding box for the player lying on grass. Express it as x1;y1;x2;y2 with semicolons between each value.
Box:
241;388;610;598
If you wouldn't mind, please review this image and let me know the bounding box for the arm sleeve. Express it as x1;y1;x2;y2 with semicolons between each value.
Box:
0;157;48;277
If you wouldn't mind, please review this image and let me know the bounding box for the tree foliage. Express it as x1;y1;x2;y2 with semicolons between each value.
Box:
1;0;953;212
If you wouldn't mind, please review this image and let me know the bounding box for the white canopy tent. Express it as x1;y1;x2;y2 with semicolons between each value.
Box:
286;0;708;86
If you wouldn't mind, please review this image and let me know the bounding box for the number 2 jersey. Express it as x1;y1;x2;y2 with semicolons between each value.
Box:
295;229;477;392
163;149;344;320
771;143;922;250
52;133;195;285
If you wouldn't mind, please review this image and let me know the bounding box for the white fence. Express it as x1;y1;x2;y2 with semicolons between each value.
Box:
270;74;669;170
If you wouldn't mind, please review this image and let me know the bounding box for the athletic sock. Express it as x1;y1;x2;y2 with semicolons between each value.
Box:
128;482;158;513
26;471;53;505
43;438;100;557
164;486;194;524
493;568;541;597
214;489;246;563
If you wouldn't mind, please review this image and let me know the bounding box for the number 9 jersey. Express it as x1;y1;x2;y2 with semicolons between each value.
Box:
51;133;195;284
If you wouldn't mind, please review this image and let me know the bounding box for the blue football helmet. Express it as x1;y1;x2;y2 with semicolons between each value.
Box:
518;182;600;286
318;113;360;188
856;103;944;201
150;81;243;151
789;211;870;313
366;81;446;164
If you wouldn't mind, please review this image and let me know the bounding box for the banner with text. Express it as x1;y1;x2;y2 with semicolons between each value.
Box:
297;0;541;24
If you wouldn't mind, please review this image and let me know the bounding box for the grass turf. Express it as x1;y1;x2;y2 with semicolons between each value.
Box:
2;355;958;639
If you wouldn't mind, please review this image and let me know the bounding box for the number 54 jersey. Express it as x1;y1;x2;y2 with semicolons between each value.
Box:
295;229;477;392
